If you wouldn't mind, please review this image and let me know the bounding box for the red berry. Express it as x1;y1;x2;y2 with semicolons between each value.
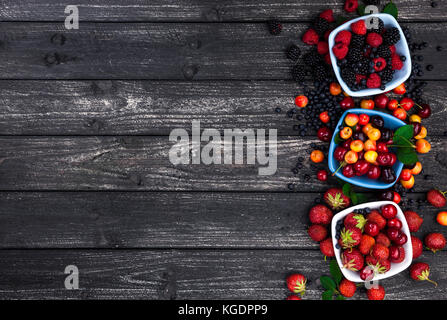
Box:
411;236;423;259
344;0;359;13
387;218;402;229
286;274;307;294
366;73;382;89
425;233;446;253
342;164;355;178
332;43;349;60
393;192;401;204
364;221;379;237
317;126;332;142
427;189;446;208
374;94;389;109
404;210;423;232
319;9;335;23
302;29;319;45
381;204;397;219
359;114;370;125
394;233;408;246
391;53;404;70
317;41;329;55
317;170;328;182
386;227;401;242
351;20;367;35
373;57;387;72
308;224;327;242
335;30;352;45
339;279;356;298
366;32;383;48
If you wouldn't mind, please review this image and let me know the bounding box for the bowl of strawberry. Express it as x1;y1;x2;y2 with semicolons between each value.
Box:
331;201;412;283
328;13;411;97
328;108;405;189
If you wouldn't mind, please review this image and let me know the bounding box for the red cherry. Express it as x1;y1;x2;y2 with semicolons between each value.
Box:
317;170;328;181
389;245;400;260
354;160;370;176
364;221;379;237
389;153;397;166
387;227;401;241
417;104;431;119
359;114;370;125
377;142;389;153
367;165;381;180
374;94;389;109
342;164;355;178
342;139;352;149
381;204;397;219
340;97;355;110
377;153;392;166
387;218;402;229
334;147;348;162
392;192;401;204
394;233;408;246
400;98;414;111
317;127;332;142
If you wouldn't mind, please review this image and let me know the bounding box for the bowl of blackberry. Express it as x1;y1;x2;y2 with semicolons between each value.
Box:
328;13;411;97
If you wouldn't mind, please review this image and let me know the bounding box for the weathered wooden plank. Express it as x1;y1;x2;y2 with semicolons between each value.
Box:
0;0;445;22
0;80;445;136
0;249;445;299
0;191;441;249
0;136;444;191
0;23;444;80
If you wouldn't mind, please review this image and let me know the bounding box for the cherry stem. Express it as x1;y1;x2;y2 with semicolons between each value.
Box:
332;161;346;176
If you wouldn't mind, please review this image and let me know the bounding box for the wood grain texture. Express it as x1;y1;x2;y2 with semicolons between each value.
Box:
0;80;446;136
0;0;445;22
0;136;444;191
0;249;446;299
0;191;442;249
0;22;444;80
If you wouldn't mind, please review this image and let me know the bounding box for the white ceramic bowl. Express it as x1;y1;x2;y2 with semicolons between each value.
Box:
331;201;413;283
328;13;412;97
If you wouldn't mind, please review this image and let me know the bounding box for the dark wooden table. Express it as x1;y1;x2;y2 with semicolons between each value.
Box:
0;0;446;300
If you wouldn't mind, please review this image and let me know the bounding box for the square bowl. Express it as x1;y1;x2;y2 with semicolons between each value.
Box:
328;13;411;97
328;108;405;189
331;201;413;283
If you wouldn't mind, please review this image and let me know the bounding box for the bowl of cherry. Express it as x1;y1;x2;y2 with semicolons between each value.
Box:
328;108;405;189
331;201;413;282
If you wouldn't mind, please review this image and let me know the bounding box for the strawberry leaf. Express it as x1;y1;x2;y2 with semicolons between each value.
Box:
336;294;346;300
322;290;334;300
320;276;336;291
330;259;343;285
383;1;398;19
397;148;419;165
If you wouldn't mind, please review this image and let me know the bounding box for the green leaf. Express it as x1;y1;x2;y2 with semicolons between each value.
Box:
336;294;346;300
393;135;414;148
351;192;359;205
397;148;419;165
330;260;343;285
342;183;352;198
322;290;334;300
357;4;366;16
394;125;414;140
336;16;349;26
334;133;343;145
320;276;336;291
383;1;398;19
356;193;369;204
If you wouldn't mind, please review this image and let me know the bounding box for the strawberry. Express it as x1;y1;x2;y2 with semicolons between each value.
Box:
344;212;367;230
286;274;307;295
410;262;437;286
308;224;327;242
404;210;423;232
338;226;362;249
425;233;446;253
427;189;447;208
320;238;335;258
309;204;333;225
302;29;320;45
366;210;387;230
367;285;385;300
324;188;350;210
351;20;366;35
332;43;349;60
359;234;375;255
375;232;391;247
411;235;423;259
342;248;364;271
389;245;405;263
371;244;389;261
335;30;352;45
319;9;334;23
366;255;390;274
286;295;301;300
317;41;329;55
339;279;356;298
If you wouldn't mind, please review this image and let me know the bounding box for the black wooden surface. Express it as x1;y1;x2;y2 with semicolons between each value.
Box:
0;0;446;300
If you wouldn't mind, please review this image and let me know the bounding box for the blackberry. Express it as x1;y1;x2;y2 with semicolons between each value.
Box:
312;64;328;82
291;65;306;83
341;67;356;87
369;18;384;34
347;47;363;63
377;45;391;58
351;34;365;48
312;17;330;36
267;20;282;35
383;27;400;46
303;50;322;66
365;0;380;4
357;58;370;75
286;45;301;61
380;68;395;84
